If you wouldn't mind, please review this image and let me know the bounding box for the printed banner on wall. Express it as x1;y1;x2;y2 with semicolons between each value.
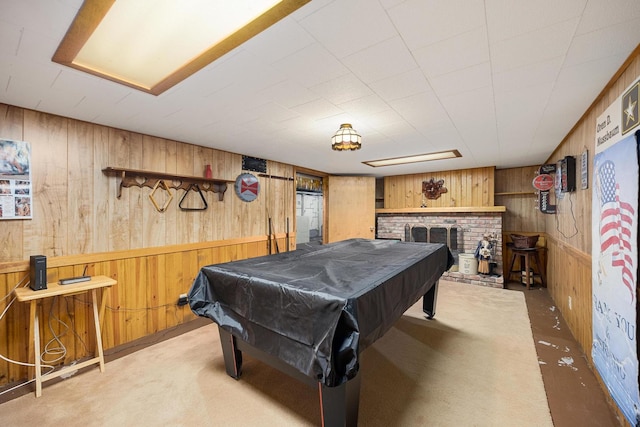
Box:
592;76;640;426
0;139;32;220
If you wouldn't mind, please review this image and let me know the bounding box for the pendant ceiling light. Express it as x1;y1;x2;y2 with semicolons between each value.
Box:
331;124;361;151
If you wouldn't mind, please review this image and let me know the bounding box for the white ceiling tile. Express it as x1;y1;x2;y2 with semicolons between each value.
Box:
51;68;130;104
494;83;552;144
556;53;629;93
337;94;390;118
564;19;640;67
388;0;486;50
389;91;449;126
575;0;640;35
310;74;373;105
342;36;418;84
492;57;563;94
0;0;81;40
445;98;496;130
429;62;492;98
255;80;320;109
414;27;490;78
379;0;405;9
490;19;580;73
440;86;498;142
369;68;433;102
0;21;22;56
419;126;464;150
485;0;586;43
290;98;344;119
242;20;316;64
273;43;350;87
362;109;405;130
246;102;300;123
300;0;397;58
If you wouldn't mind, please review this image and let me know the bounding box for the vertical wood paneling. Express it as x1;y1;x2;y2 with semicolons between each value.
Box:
142;136;167;248
108;129;132;251
383;167;495;209
68;121;94;254
128;133;144;249
546;237;593;356
176;143;196;243
495;166;544;233
23;111;68;257
93;126;110;254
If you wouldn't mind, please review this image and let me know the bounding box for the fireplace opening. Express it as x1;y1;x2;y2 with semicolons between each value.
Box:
409;225;459;263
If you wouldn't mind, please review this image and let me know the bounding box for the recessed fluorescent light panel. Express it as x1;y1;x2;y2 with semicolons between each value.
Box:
52;0;310;95
363;150;462;167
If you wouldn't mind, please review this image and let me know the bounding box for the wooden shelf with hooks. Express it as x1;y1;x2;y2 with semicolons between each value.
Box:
102;167;234;201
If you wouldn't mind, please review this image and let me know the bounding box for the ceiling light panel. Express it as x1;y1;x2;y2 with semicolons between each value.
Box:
363;150;461;167
53;0;310;95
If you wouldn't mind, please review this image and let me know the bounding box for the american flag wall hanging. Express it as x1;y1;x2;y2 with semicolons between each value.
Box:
592;75;640;426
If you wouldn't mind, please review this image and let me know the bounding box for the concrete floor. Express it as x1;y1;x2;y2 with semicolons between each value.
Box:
505;280;621;427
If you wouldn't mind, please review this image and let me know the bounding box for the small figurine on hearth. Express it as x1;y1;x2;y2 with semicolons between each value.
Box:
474;233;494;274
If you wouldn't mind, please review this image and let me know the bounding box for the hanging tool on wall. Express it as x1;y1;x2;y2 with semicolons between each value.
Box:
267;214;272;254
261;171;294;253
178;183;208;211
286;217;290;252
269;217;280;254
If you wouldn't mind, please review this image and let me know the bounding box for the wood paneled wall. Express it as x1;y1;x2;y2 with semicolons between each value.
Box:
544;50;640;360
383;166;495;208
0;236;290;386
0;104;296;388
495;166;546;233
0;104;295;261
540;47;640;424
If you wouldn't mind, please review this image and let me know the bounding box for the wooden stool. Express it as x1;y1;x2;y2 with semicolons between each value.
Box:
507;245;546;290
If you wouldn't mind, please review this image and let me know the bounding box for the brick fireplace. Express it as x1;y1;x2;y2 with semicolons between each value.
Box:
376;208;504;288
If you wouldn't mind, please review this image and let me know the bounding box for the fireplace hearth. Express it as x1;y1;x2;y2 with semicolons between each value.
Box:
376;209;504;288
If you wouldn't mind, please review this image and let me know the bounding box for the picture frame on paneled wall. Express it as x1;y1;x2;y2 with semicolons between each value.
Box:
0;138;32;219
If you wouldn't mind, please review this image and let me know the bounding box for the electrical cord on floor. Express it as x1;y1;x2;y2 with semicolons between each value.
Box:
69;295;180;313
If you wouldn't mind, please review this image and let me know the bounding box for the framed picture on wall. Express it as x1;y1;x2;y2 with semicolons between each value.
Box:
0;139;32;220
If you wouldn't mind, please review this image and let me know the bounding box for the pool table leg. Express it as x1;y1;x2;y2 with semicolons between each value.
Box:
219;327;243;379
319;372;361;427
422;280;439;319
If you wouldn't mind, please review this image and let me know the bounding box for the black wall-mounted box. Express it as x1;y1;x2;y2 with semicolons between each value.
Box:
561;155;577;192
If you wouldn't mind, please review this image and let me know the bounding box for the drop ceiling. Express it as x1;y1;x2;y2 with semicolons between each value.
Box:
1;0;639;177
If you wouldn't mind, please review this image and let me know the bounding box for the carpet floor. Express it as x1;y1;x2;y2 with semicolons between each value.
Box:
1;280;553;426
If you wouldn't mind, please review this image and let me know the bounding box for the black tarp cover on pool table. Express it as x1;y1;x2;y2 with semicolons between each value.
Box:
188;238;453;387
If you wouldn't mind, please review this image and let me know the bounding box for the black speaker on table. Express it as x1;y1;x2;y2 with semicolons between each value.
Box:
30;255;47;290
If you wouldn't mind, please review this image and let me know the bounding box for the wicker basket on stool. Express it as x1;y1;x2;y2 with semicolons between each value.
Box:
510;234;539;249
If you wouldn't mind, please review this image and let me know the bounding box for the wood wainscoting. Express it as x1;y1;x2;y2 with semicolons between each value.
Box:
502;232;592;360
0;234;292;388
545;235;593;359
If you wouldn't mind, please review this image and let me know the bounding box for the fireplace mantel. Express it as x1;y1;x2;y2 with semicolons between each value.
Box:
376;206;506;214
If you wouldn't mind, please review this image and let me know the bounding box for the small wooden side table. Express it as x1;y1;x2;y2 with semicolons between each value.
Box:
506;245;546;290
14;275;116;397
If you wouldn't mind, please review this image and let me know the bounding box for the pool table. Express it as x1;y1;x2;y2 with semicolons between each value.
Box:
189;238;453;426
